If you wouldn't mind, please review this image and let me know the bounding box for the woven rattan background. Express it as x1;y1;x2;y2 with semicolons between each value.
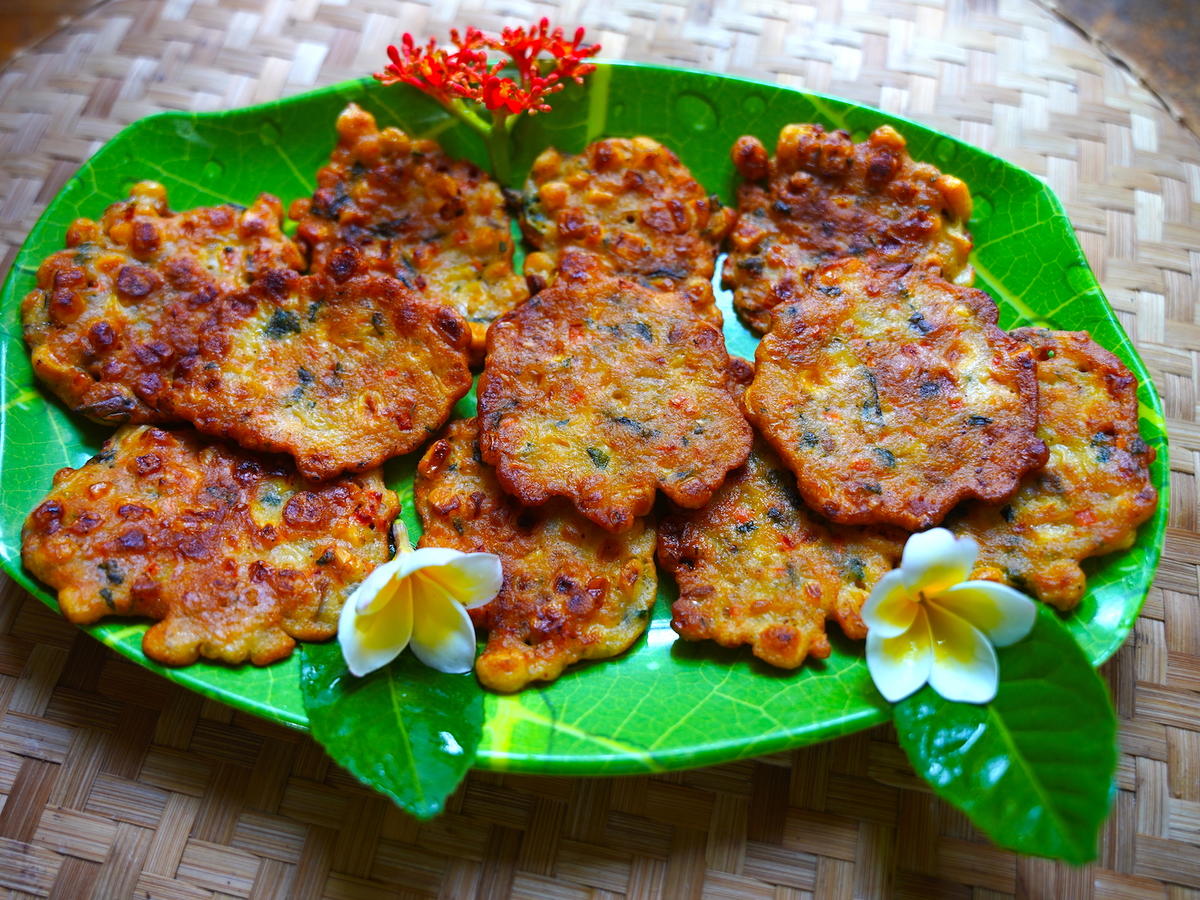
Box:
0;0;1197;897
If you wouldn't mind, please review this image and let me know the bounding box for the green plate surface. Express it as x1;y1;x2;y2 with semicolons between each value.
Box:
0;63;1168;774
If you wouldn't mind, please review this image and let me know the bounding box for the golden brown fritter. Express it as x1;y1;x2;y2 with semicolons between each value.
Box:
949;329;1158;610
21;426;398;666
521;137;734;321
659;441;904;668
744;259;1046;530
725;124;973;334
290;103;528;355
21;181;303;424
141;264;472;482
416;418;657;692
478;273;753;533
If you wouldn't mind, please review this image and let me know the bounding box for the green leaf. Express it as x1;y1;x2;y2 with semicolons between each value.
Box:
0;63;1167;774
893;607;1117;863
300;641;483;819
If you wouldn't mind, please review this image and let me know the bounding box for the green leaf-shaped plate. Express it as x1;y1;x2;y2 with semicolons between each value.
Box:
0;63;1168;775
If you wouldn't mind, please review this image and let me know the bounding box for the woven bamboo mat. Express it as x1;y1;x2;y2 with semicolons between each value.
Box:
0;0;1197;897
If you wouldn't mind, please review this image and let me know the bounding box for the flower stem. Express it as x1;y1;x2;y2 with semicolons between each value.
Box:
445;99;491;137
444;101;515;185
487;110;514;186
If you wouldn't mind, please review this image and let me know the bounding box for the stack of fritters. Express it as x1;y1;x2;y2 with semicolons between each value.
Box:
426;265;752;688
948;328;1157;609
22;181;473;482
666;271;1155;667
521;137;733;321
419;136;744;687
18;105;1159;686
18;104;507;665
651;360;900;669
658;440;904;667
657;122;1155;670
724;124;973;333
291;103;528;356
416;419;658;692
22;426;398;666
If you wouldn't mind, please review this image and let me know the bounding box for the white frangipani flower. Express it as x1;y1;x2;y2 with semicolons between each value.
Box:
340;546;503;677
862;528;1036;704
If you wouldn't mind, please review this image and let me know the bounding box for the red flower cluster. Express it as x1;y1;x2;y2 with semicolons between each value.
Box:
375;19;600;116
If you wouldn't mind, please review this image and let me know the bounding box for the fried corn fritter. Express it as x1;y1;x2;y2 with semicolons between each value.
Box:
478;274;753;533
290;103;528;354
21;426;398;666
21;181;303;424
416;419;657;692
949;329;1157;610
659;441;904;668
143;266;472;482
521;137;734;321
744;259;1046;530
725;124;973;334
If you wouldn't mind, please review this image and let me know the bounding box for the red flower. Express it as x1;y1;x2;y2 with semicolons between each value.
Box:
374;20;600;117
375;33;487;106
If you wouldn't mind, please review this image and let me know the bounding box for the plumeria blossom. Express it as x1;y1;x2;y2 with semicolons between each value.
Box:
862;528;1037;704
340;547;503;677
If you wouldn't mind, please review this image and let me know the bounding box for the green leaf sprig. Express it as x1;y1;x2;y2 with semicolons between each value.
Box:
893;606;1117;863
300;641;484;819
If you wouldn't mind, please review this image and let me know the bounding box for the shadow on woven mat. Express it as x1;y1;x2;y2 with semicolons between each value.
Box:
1042;0;1200;135
0;0;102;62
